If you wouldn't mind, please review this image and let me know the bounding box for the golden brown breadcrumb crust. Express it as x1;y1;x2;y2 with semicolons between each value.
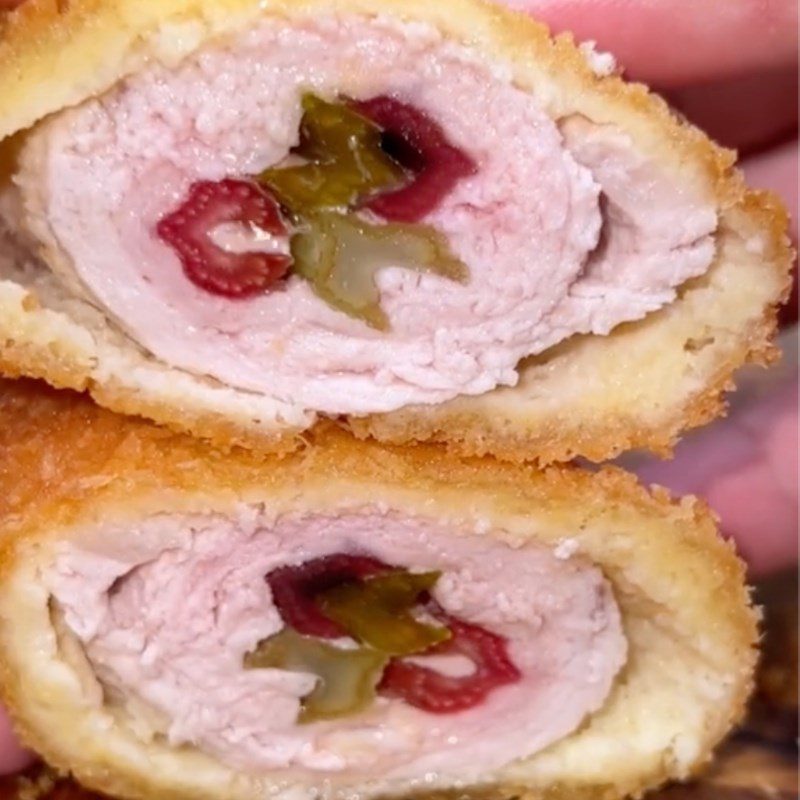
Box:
0;346;304;456
0;0;793;464
0;380;758;800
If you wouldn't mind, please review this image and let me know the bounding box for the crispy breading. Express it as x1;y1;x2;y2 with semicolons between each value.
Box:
0;0;792;463
0;380;757;800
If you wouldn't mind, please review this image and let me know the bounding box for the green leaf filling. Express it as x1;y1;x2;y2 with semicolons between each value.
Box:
244;628;389;724
318;570;451;655
243;567;452;723
257;94;469;329
291;213;469;330
259;94;407;216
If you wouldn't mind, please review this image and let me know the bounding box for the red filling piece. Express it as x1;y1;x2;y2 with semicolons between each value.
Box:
156;179;291;298
265;553;520;713
353;96;478;223
378;605;522;714
267;554;390;638
157;98;475;297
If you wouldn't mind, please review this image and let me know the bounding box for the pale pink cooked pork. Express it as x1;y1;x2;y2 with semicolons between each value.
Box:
15;15;717;416
47;509;626;783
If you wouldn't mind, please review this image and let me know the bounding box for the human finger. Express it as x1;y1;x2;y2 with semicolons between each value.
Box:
502;0;798;85
744;140;799;325
634;336;798;576
0;705;34;775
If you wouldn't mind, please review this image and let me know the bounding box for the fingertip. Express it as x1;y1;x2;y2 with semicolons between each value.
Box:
0;705;36;775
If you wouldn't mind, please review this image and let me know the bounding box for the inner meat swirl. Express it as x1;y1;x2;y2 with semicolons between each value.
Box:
15;16;717;415
48;509;626;781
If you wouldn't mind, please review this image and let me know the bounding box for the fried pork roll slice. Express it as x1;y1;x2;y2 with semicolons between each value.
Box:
0;0;792;462
0;381;757;800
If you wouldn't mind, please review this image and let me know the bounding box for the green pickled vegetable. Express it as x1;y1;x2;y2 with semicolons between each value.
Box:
318;570;451;656
291;212;469;330
259;94;407;215
244;628;389;724
256;93;470;329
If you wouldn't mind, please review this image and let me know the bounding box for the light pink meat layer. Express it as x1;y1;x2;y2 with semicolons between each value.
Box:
19;16;716;415
48;509;626;783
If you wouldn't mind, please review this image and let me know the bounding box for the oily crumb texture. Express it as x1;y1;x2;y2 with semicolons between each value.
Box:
0;0;793;463
0;380;758;800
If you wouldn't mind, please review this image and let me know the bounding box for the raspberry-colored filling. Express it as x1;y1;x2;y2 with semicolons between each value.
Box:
379;607;522;714
266;554;390;639
156;179;291;298
260;553;520;715
156;96;474;310
353;96;477;223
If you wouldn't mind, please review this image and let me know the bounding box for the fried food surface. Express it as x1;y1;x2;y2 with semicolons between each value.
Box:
0;0;792;462
0;379;758;800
